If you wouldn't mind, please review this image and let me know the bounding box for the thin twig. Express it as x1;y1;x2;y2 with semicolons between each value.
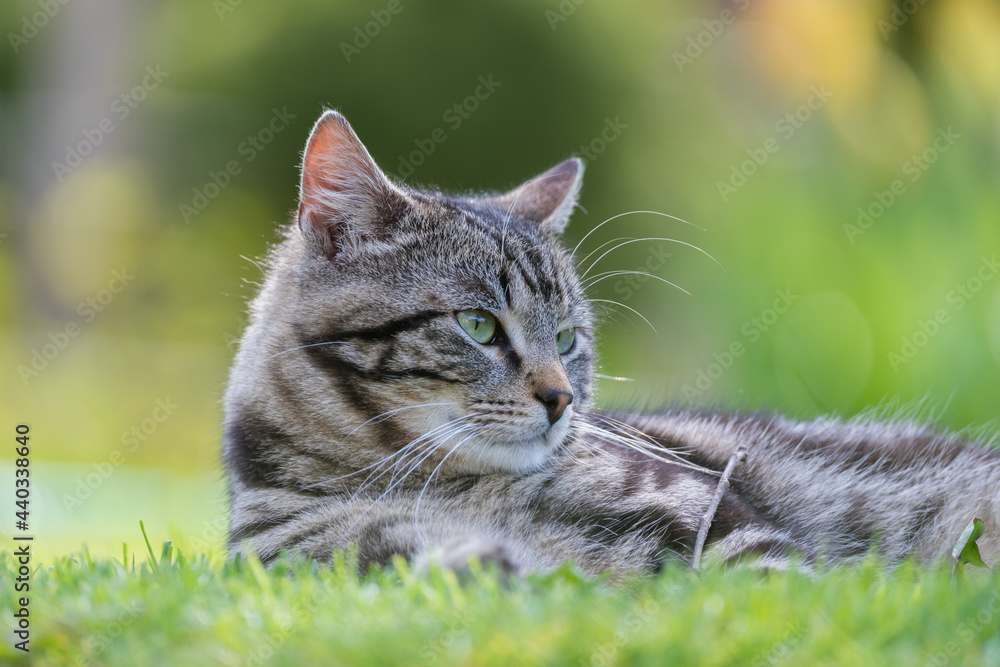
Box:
691;447;748;571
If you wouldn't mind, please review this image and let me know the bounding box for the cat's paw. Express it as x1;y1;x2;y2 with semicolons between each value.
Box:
421;536;522;577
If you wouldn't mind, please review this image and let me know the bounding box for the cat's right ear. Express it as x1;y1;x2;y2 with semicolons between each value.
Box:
483;158;584;235
298;110;407;259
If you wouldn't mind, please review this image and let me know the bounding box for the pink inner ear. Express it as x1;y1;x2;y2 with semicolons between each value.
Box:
300;114;365;222
297;111;400;258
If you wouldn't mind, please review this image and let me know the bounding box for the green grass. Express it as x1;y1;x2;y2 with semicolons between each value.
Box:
3;541;999;666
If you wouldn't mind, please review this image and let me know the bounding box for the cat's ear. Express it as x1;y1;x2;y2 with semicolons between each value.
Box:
484;158;584;234
298;110;407;259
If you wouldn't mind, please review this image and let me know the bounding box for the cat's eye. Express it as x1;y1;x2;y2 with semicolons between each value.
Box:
555;328;576;355
457;309;497;344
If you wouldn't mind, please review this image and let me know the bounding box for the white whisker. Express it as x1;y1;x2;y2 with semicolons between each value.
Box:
583;271;691;296
576;236;636;271
240;254;268;275
349;401;468;435
571;210;705;258
594;373;636;382
413;427;486;532
588;298;658;335
264;341;349;361
581;237;723;279
574;413;718;476
355;417;476;498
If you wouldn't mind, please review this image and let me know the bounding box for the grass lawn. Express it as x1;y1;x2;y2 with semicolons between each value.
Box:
2;539;998;666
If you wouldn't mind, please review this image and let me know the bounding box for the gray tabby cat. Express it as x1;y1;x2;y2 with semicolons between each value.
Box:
223;110;999;575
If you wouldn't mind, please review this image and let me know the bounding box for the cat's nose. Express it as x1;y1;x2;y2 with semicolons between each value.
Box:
535;389;573;425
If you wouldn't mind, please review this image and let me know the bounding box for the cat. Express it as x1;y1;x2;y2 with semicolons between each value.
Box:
222;110;1000;576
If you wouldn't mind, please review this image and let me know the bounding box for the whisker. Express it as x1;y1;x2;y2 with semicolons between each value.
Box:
354;418;477;498
334;416;477;499
240;254;268;275
581;237;723;279
583;271;691;296
575;414;717;476
594;373;636;382
571;210;705;258
341;441;432;498
299;450;409;491
375;424;476;501
300;424;466;492
264;340;349;361
349;401;469;435
576;236;636;271
588;298;658;335
413;427;485;530
564;430;621;464
591;414;710;468
577;425;706;474
590;305;637;335
341;442;449;538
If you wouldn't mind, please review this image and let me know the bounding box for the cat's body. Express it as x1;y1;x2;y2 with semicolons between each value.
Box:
223;111;999;575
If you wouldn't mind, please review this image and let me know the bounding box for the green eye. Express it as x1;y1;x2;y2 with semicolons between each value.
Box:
457;309;497;344
555;328;576;355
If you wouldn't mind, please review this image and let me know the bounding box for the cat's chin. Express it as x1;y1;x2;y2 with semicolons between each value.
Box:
455;421;572;474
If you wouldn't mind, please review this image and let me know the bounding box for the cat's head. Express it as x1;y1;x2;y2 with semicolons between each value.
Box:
228;111;594;480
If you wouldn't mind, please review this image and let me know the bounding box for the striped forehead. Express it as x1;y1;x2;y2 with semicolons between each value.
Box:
394;195;582;317
464;212;572;312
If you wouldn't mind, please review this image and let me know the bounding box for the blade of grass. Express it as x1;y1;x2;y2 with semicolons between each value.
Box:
140;520;158;572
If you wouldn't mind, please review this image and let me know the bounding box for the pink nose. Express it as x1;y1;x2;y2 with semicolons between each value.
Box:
535;389;573;425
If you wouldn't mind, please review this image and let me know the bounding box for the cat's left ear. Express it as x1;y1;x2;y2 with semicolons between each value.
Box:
484;158;584;235
298;110;407;259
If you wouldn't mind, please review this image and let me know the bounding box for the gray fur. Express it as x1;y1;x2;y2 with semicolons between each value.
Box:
222;110;999;575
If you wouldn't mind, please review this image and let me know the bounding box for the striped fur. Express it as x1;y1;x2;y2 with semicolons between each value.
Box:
223;111;1000;575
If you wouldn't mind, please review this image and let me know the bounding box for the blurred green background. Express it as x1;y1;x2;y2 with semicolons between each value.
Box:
2;0;999;561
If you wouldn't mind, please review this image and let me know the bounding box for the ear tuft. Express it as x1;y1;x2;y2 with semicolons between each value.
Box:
484;158;584;234
298;110;406;259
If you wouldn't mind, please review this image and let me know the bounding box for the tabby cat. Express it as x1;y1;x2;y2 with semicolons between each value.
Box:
223;110;999;575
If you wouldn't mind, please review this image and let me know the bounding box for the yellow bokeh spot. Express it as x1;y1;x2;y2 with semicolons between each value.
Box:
933;0;1000;105
30;160;156;304
746;0;932;166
